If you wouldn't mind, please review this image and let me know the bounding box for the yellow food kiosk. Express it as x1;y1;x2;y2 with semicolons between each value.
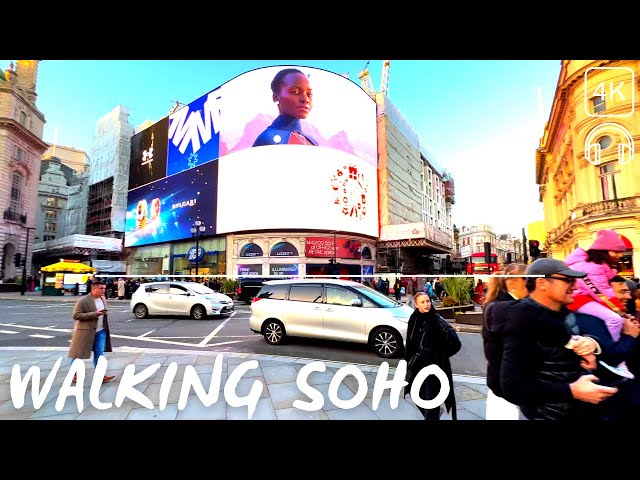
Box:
40;260;96;296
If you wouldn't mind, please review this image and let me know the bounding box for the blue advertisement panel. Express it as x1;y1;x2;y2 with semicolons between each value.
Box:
124;161;218;247
270;264;299;276
167;87;221;177
238;264;262;276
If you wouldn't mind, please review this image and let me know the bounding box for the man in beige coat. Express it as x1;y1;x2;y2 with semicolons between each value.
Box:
68;280;115;383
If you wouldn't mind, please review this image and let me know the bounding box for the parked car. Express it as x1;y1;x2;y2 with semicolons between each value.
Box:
236;277;270;304
130;281;234;320
249;278;413;358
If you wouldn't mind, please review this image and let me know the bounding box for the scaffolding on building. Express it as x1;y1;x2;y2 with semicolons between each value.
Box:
87;177;117;237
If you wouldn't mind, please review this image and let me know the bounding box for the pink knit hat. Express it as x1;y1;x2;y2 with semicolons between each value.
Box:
589;229;627;252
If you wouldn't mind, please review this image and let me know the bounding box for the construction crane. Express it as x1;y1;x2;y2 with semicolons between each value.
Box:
358;61;375;97
358;60;391;99
380;60;391;96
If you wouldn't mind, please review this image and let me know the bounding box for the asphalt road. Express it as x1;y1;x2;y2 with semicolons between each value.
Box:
0;299;487;376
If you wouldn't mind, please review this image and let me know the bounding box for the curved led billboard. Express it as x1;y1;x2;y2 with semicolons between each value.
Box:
216;66;377;237
125;65;378;247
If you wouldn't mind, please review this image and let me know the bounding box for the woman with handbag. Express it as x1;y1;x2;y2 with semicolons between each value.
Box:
404;292;462;420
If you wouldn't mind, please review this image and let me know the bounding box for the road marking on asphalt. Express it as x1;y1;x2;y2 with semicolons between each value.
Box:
198;311;236;347
0;330;18;334
30;334;55;339
0;319;249;348
0;322;71;333
138;330;156;338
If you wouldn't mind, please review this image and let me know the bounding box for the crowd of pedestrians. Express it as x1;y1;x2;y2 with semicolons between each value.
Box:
481;229;640;420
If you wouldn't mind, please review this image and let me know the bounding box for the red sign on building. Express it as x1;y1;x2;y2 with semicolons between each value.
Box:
305;237;361;258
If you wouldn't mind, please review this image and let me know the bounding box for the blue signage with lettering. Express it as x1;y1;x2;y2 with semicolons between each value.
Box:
187;246;205;263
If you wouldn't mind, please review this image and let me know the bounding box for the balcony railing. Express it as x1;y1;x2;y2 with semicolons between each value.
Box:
547;196;639;244
3;209;27;224
580;196;639;217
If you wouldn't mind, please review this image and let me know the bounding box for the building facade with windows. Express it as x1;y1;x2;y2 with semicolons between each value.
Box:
32;108;132;274
536;60;639;278
0;61;48;282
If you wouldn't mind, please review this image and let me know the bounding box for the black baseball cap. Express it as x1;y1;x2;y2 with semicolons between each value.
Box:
525;258;587;278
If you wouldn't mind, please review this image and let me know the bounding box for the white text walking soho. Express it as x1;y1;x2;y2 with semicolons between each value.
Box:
10;355;450;418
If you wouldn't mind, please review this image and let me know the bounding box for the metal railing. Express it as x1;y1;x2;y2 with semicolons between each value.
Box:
3;209;27;224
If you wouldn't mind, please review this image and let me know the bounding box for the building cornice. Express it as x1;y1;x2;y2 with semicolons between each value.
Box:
0;118;49;151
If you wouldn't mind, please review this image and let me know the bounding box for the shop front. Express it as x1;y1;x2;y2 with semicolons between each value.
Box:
128;244;170;276
171;237;226;276
231;234;376;280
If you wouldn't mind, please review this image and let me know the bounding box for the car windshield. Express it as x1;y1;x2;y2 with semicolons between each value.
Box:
353;284;403;308
188;283;215;295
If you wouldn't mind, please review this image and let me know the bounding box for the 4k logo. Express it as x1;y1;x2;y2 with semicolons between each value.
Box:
584;67;634;118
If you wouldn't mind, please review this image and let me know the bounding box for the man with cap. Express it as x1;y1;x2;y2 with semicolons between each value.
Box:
494;258;618;420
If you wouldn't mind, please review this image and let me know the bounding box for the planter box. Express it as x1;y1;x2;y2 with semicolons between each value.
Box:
435;304;475;319
453;311;484;326
0;283;21;293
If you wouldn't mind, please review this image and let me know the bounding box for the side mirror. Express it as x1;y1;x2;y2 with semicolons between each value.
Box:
351;298;362;307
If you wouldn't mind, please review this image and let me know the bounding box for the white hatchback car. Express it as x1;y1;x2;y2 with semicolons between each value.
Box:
131;281;234;320
249;278;414;358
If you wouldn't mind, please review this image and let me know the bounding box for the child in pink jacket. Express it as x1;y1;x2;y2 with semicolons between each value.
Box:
564;229;632;376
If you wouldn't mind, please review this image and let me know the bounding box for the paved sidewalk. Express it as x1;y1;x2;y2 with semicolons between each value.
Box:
0;347;488;420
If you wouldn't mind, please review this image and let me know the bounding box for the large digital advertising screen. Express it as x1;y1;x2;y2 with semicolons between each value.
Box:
126;65;378;241
167;87;221;177
215;65;378;237
129;117;169;190
124;161;218;247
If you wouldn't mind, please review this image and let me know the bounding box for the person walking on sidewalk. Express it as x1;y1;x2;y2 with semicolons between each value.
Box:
404;292;462;420
68;280;115;383
406;277;417;308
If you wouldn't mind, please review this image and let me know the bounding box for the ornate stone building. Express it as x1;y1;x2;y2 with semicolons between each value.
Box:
0;61;48;282
536;60;639;278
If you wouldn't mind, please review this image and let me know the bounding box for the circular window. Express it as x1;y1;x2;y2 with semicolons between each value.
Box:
598;135;613;150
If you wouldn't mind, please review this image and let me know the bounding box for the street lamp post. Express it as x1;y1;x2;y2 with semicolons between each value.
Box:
190;219;206;277
20;227;35;296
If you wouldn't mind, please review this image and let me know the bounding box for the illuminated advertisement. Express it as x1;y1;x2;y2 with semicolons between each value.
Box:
124;161;218;247
270;264;299;276
128;65;378;241
129;117;169;190
238;264;262;276
167;87;221;177
215;65;378;238
305;237;362;258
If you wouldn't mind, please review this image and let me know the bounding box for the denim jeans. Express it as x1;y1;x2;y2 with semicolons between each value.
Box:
69;329;107;368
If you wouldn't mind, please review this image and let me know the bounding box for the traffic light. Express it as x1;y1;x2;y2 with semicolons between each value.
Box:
14;253;21;267
529;240;541;258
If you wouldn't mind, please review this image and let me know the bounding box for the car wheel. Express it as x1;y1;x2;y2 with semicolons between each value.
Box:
371;327;402;358
263;319;286;345
191;304;207;320
133;304;148;319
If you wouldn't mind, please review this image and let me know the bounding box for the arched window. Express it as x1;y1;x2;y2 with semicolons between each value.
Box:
270;242;298;257
239;243;263;258
361;247;372;259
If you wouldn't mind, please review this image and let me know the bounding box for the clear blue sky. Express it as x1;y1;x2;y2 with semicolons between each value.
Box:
2;59;562;237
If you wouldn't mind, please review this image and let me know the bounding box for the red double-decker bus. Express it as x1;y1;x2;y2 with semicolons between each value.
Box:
466;252;499;275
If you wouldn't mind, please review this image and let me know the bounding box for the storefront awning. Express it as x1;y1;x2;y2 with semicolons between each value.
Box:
41;261;96;273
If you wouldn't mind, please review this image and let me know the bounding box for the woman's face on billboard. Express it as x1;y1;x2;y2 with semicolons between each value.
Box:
275;72;313;119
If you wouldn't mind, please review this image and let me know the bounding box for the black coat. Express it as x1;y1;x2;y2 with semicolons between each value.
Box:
499;297;602;420
482;297;520;397
404;308;462;419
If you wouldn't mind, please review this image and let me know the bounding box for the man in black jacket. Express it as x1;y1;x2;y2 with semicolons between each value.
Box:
497;258;618;420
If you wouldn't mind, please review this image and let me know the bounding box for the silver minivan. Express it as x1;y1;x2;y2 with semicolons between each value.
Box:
249;278;413;358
